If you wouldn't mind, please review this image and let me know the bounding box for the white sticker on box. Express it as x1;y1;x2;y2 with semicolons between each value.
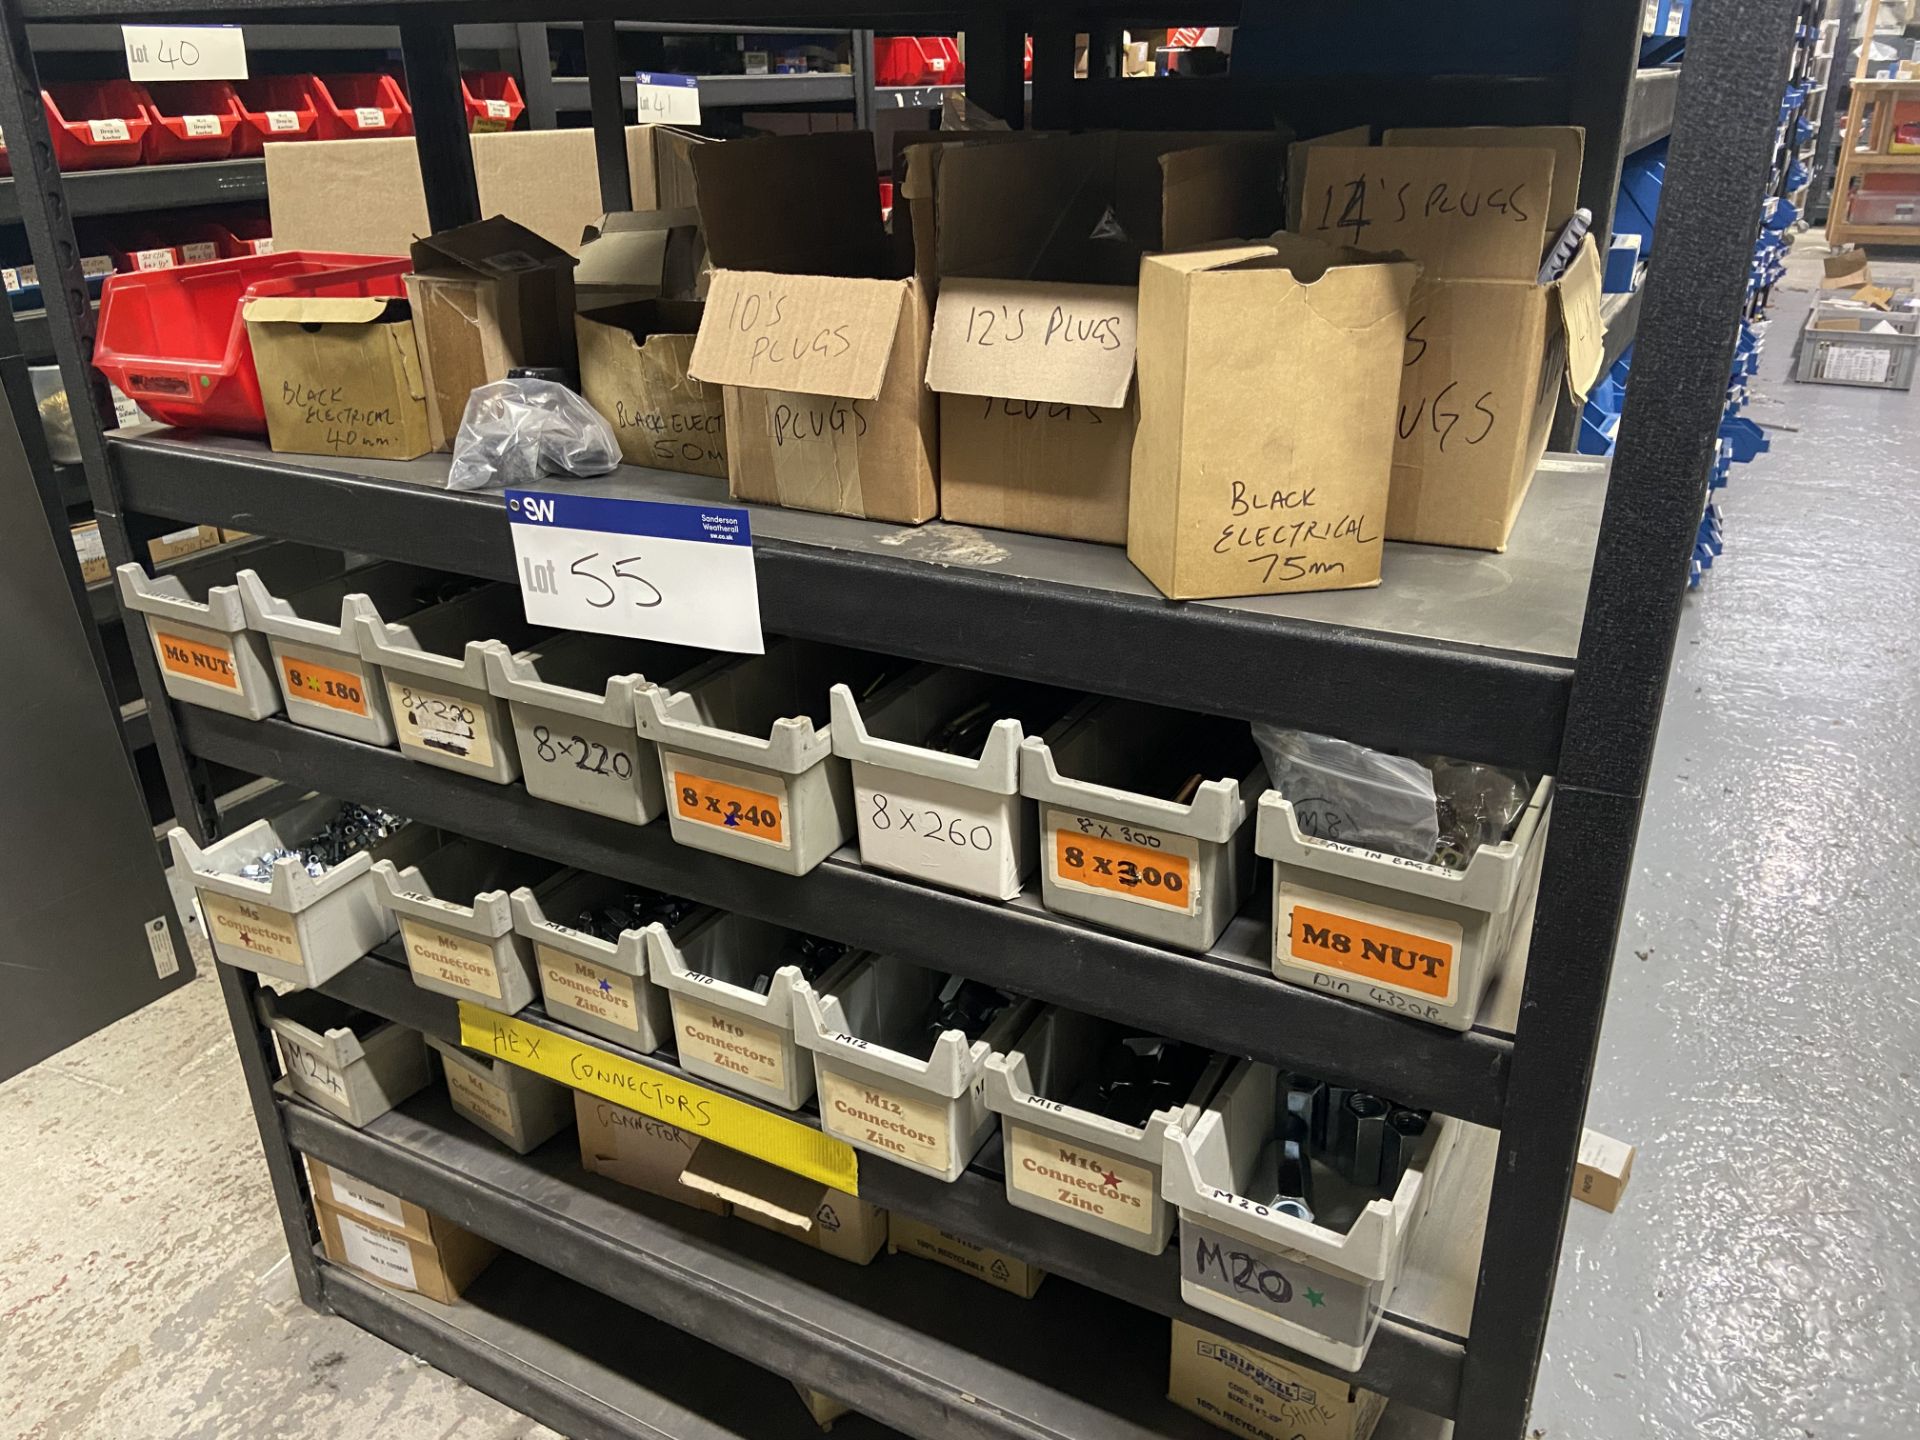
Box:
134;248;176;271
399;916;503;1000
817;1067;950;1172
485;98;512;118
387;680;494;767
1044;809;1199;914
444;1058;517;1135
145;916;179;979
1008;1123;1156;1234
2;268;17;293
82;255;115;277
334;1213;418;1290
537;945;639;1031
278;1035;349;1102
329;1171;407;1227
854;768;1016;899
665;754;789;849
252;237;274;255
112;390;144;428
72;525;106;565
123;24;248;81
200;889;303;967
182;113;222;137
673;998;787;1090
633;72;701;125
86;118;131;143
181;241;219;262
353;106;386;129
1820;343;1892;385
266;109;300;132
16;264;35;286
1274;882;1465;1011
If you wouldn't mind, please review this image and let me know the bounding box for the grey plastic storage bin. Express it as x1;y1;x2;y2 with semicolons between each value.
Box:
351;585;544;782
637;641;902;876
118;561;280;720
647;910;857;1111
1257;776;1553;1030
793;953;1039;1181
831;669;1079;901
426;1035;574;1154
1161;1059;1461;1372
373;843;563;1013
261;986;429;1127
1019;700;1264;952
237;562;450;746
170;794;437;988
484;633;704;825
510;872;680;1054
983;1007;1228;1254
1794;303;1920;389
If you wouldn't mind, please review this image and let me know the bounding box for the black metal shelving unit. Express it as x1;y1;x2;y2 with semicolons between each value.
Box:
0;0;1804;1435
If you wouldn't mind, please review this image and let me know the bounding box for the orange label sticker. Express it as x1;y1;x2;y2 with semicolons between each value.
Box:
671;770;787;846
1051;828;1193;910
279;654;371;716
1285;902;1458;1001
156;631;240;689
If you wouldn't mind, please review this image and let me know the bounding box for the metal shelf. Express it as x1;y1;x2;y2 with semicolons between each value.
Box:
1601;281;1645;372
1625;65;1681;152
112;431;1603;772
179;707;1520;1126
24;20;518;46
548;72;856;110
0;158;266;223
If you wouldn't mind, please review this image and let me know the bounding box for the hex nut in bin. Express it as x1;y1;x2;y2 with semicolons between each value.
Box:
484;632;703;826
647;911;856;1111
170;794;437;988
261;986;429;1127
830;668;1078;902
118;562;279;720
793;953;1039;1182
1160;1058;1462;1371
983;1006;1227;1254
426;1035;573;1154
637;641;898;876
1257;776;1554;1031
373;844;564;1013
510;873;678;1054
1019;700;1264;952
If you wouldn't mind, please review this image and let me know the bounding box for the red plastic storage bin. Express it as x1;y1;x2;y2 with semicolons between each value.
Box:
462;72;525;132
93;252;407;435
44;81;152;171
197;215;274;258
310;73;411;140
141;80;243;163
873;37;921;87
231;74;321;156
925;38;964;84
111;240;183;273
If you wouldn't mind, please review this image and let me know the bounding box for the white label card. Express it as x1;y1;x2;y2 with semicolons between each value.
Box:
353;106;386;129
330;1172;407;1227
485;98;512;119
855;770;1016;899
506;490;762;654
122;25;248;82
87;118;131;143
335;1213;418;1290
634;72;702;125
266;109;300;132
182;113;222;137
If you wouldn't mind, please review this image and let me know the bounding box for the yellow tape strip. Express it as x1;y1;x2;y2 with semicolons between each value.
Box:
457;1002;859;1195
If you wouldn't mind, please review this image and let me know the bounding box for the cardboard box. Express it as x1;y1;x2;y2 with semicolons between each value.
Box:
576;207;706;312
793;1384;852;1431
1168;1320;1387;1440
1823;250;1873;292
308;1157;433;1239
575;1091;728;1214
680;1140;887;1265
146;524;224;565
316;1189;498;1304
886;1212;1045;1298
687;132;938;525
268;125;699;259
1573;1128;1636;1212
1127;236;1415;599
405;216;579;452
1296;130;1604;551
576;300;727;477
244;294;433;461
71;521;108;583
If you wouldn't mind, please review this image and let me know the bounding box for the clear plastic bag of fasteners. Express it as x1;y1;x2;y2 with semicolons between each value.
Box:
1254;725;1439;861
446;376;620;491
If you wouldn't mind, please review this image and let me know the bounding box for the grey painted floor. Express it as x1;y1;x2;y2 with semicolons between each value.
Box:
1;239;1911;1439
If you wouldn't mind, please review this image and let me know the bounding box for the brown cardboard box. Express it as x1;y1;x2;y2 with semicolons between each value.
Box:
146;524;225;564
680;1141;887;1265
1296;130;1605;551
308;1157;434;1240
244;294;432;460
1573;1128;1636;1212
687;132;938;524
1128;236;1415;599
1168;1320;1387;1440
793;1384;852;1431
404;216;579;452
575;208;706;312
316;1187;497;1304
887;1213;1045;1297
575;1091;727;1214
577;300;727;477
71;521;108;583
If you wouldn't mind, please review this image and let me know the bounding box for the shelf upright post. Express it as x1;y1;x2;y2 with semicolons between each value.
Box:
963;10;1028;125
583;19;631;213
1568;0;1651;250
516;22;559;130
401;21;483;232
1028;12;1076;129
851;28;876;131
1454;0;1803;1433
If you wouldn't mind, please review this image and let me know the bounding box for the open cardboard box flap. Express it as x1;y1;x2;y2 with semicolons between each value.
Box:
243;294;408;326
679;1139;829;1237
578;207;704;300
688;269;907;399
926;276;1136;408
410;214;576;278
692;131;893;280
1383;125;1586;232
1555;234;1606;399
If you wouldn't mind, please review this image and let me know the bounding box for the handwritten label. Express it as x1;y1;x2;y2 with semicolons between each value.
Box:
537;944;639;1030
200;889;301;965
524;717;639;788
633;71;702;125
123;24;248;81
1008;1124;1156;1234
855;770;1011;898
327;1171;407;1228
265;109;300;132
156;630;240;690
400;917;503;1000
352;106;386;129
485;98;512;119
927;278;1138;410
274;379;413;457
279;653;370;717
669;760;788;848
691;271;905;400
1045;809;1197;913
86;117;132;144
1183;1217;1368;1344
181;113;222;137
134;248;176;271
181;241;219;262
1275;884;1464;1007
817;1068;950;1172
278;1034;348;1102
610;401;726;470
672;998;787;1090
458;1002;858;1193
387;680;494;767
444;1058;517;1135
333;1213;417;1290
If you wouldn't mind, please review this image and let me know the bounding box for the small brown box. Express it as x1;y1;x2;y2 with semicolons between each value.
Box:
244;294;432;461
886;1212;1045;1298
71;521;108;584
577;300;727;478
314;1165;497;1304
1573;1128;1636;1212
145;523;224;565
1168;1320;1387;1440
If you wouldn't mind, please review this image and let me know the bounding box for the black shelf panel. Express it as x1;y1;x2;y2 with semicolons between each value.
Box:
1624;66;1680;154
113;431;1600;771
313;947;1479;1417
181;708;1515;1125
549;72;856;110
0;158;265;223
1601;282;1644;373
26;19;518;46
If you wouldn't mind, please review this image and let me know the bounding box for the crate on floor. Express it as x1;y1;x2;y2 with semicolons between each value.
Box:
1793;302;1920;389
373;842;564;1012
263;986;429;1126
426;1035;573;1153
510;871;684;1054
118;562;280;720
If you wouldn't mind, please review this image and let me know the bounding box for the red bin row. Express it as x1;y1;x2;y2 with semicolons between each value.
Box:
873;36;966;87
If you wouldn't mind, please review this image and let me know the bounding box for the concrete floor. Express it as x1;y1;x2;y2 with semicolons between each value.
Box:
2;238;1912;1440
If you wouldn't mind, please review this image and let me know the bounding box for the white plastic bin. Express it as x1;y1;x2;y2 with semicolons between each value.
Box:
1257;777;1553;1030
510;871;684;1054
1019;701;1264;951
372;843;564;1013
426;1035;574;1154
646;910;858;1111
484;633;704;825
351;585;543;782
118;561;279;720
793;953;1038;1181
831;669;1079;901
636;641;904;876
983;1007;1227;1254
261;986;430;1127
1161;1059;1461;1371
170;794;436;988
